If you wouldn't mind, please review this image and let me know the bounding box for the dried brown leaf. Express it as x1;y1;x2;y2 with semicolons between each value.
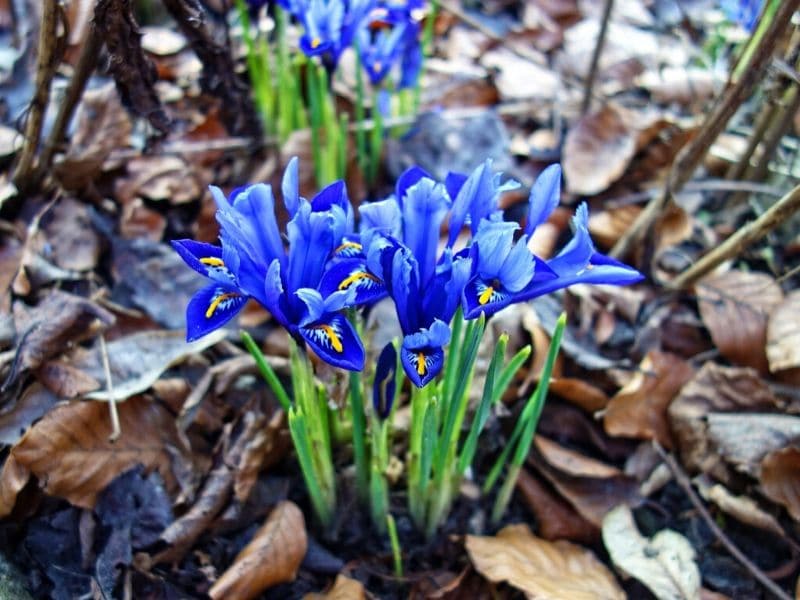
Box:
0;454;30;516
668;363;782;480
0;396;190;516
304;574;365;600
42;198;101;271
548;377;609;412
694;475;784;536
10;290;114;379
466;523;624;600
761;447;800;522
766;290;800;373
603;504;701;600
234;409;289;502
588;205;642;249
36;360;100;398
72;329;225;401
532;436;642;525
516;468;598;544
115;155;202;205
697;270;784;373
0;383;59;445
563;105;637;195
604;351;695;447
209;501;307;600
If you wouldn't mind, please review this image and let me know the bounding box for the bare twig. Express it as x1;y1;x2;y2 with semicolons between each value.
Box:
37;23;102;179
580;0;614;115
654;443;793;600
610;0;799;261
99;334;121;442
11;0;60;192
668;182;800;289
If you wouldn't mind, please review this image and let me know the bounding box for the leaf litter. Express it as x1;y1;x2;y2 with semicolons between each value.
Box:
1;0;799;597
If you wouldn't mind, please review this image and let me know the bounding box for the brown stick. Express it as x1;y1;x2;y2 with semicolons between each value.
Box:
37;23;102;180
668;182;800;289
580;0;614;115
654;443;793;600
609;0;800;261
11;0;60;192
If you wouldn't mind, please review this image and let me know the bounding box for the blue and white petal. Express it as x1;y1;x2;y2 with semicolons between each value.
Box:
318;258;387;305
299;312;365;371
171;240;227;278
185;283;246;342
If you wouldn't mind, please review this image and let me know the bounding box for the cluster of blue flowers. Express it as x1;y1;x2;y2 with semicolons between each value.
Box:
721;0;763;32
173;158;643;388
248;0;424;88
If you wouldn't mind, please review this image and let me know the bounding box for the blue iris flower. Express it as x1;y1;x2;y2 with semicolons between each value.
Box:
361;169;471;387
357;1;425;89
172;158;365;371
296;0;376;67
721;0;763;32
462;164;644;319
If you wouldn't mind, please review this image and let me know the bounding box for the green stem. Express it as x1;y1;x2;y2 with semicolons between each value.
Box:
386;514;403;577
241;331;290;412
349;370;370;503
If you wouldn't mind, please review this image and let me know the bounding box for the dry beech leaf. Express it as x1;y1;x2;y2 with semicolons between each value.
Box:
0;396;191;516
43;197;101;271
516;468;598;544
604;351;695;447
466;523;624;600
548;377;609;412
209;500;307;600
766;290;800;373
588;205;642;249
73;329;226;401
635;67;720;105
668;363;781;481
694;475;784;536
563;105;637;195
760;447;800;523
706;413;800;478
0;383;60;445
304;574;365;600
603;504;701;600
532;436;642;525
696;270;784;373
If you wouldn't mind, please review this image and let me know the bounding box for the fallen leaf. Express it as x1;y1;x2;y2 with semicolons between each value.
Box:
668;363;781;480
36;360;100;398
0;383;59;445
115;155;202;205
604;351;695;447
10;290;115;382
480;48;559;101
71;329;226;401
548;377;610;412
696;270;784;373
706;413;800;478
532;436;642;525
603;504;701;600
636;67;720;105
0;396;192;516
516;468;598;544
42;198;101;271
0;124;23;157
563;105;637;195
54;84;133;191
588;205;642;249
694;475;784;536
209;501;307;600
766;290;800;373
465;523;624;599
761;447;800;523
234;409;290;502
304;574;365;600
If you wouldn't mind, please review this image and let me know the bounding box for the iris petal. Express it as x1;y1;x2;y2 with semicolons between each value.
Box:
300;312;365;371
186;283;246;342
319;258;387;305
401;177;450;286
373;342;398;419
171;240;224;278
525;164;562;236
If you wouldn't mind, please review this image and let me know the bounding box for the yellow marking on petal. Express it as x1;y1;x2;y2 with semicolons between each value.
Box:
335;241;363;254
373;61;382;73
417;352;426;376
206;292;239;318
318;325;343;352
338;271;381;291
311;37;322;49
478;286;494;305
200;257;225;267
586;263;595;270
